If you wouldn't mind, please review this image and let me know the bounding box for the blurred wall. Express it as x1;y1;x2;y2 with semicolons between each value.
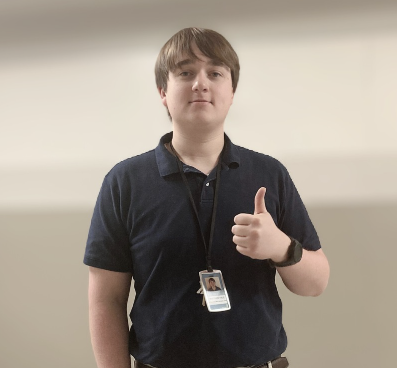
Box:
1;1;396;367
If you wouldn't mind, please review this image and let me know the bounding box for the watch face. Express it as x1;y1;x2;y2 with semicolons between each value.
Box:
293;240;303;262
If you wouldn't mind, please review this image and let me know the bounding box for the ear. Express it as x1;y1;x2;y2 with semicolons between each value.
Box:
158;87;167;107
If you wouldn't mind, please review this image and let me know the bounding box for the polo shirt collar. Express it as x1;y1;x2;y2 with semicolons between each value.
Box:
155;132;240;177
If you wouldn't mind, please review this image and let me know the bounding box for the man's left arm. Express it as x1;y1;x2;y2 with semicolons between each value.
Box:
232;187;330;297
275;248;329;296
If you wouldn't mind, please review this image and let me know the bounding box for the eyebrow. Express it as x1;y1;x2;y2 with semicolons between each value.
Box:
174;58;229;69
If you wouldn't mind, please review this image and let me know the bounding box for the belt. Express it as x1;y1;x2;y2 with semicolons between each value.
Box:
135;356;289;368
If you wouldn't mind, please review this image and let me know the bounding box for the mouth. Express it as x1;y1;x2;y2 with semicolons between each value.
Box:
190;99;212;104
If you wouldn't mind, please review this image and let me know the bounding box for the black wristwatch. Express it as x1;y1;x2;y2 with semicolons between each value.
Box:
268;237;303;268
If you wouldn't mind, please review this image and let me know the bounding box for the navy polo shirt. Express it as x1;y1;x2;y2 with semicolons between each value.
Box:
84;132;320;368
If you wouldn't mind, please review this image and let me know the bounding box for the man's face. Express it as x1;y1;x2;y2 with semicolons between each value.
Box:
209;280;216;289
159;44;234;129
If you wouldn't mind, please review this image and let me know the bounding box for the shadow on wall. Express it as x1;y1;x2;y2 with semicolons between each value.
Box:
0;204;395;368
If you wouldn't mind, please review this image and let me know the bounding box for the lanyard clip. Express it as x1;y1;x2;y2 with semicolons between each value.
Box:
206;259;213;273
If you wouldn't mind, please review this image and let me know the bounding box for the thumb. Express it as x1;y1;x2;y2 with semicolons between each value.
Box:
254;187;267;215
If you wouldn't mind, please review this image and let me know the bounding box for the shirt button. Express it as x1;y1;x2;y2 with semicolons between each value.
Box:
205;183;210;187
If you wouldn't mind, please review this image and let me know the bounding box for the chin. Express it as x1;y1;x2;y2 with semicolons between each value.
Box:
173;113;225;129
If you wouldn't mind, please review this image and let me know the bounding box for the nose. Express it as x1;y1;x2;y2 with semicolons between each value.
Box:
192;72;208;92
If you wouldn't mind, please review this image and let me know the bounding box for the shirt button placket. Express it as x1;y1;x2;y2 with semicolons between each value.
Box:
201;179;214;202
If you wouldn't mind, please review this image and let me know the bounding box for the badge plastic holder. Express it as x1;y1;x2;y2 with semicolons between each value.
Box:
199;269;231;312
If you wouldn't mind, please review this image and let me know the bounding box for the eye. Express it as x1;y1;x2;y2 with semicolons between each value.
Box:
210;72;222;78
179;71;191;77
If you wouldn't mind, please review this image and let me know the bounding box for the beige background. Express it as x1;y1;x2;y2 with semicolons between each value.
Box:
1;1;397;367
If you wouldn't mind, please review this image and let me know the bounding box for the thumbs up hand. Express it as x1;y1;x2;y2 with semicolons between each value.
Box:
232;187;291;261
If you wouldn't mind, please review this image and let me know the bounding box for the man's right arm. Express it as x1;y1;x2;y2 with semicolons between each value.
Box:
88;266;133;368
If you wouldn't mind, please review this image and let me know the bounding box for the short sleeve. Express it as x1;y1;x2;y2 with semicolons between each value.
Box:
83;173;133;272
277;166;321;251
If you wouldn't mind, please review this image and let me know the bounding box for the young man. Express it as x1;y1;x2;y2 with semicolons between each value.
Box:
84;27;330;368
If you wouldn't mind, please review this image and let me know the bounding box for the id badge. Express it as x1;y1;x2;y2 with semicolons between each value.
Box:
198;270;231;312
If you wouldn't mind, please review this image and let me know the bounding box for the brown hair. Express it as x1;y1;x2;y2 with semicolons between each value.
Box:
155;27;240;93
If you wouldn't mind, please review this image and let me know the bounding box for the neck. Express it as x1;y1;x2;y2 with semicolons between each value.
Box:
170;126;224;175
